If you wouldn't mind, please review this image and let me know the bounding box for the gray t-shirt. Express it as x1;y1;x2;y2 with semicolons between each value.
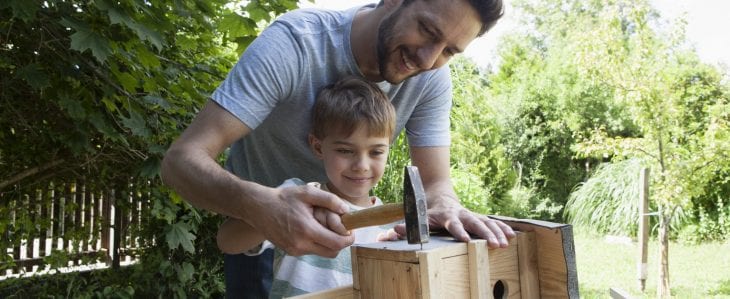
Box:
212;6;452;187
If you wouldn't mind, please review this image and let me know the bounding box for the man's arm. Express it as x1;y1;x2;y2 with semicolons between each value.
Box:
408;146;515;248
217;218;264;254
161;100;354;257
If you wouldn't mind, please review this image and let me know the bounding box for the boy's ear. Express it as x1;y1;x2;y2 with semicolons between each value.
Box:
308;133;324;159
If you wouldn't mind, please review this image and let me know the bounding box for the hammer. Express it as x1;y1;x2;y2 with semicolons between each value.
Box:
340;166;430;245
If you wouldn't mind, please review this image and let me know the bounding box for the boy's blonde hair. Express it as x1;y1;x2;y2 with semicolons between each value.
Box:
311;76;396;139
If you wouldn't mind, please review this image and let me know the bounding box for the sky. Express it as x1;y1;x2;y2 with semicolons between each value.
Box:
299;0;730;69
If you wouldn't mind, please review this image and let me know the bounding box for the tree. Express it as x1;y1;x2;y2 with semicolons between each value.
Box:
1;0;298;295
449;57;517;215
494;0;729;296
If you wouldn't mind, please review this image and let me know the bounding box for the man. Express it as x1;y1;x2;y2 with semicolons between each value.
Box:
161;0;515;297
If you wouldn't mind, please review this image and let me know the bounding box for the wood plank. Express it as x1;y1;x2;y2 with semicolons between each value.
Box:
490;215;579;299
467;240;490;299
287;285;356;299
438;254;470;298
488;238;520;298
25;192;35;272
351;246;361;292
517;231;540;299
101;189;111;264
356;256;421;298
609;287;634;299
354;237;467;263
39;185;49;261
417;248;442;298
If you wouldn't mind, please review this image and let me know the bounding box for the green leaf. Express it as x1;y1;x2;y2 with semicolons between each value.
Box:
101;97;118;113
9;0;38;22
121;110;151;137
69;30;112;62
139;157;160;178
15;63;50;90
105;7;134;26
58;93;86;120
136;47;161;68
175;35;197;51
59;17;88;31
148;144;167;155
127;22;165;51
176;262;195;283
166;222;196;253
143;95;171;109
115;72;138;92
88;112;121;141
220;13;257;39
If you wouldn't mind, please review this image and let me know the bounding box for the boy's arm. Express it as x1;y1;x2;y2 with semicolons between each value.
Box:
217;218;266;254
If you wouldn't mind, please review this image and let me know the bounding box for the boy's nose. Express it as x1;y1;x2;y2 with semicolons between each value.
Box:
351;156;369;172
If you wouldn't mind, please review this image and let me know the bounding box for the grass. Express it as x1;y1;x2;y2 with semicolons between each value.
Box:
575;231;730;298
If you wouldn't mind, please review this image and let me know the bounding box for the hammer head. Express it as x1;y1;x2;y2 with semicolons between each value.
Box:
403;166;429;245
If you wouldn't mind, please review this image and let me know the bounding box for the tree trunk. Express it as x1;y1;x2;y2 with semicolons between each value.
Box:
657;211;671;298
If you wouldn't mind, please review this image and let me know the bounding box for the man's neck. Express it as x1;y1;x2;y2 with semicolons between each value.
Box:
350;5;384;81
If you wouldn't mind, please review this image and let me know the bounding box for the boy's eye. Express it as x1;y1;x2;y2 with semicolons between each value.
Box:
336;149;353;154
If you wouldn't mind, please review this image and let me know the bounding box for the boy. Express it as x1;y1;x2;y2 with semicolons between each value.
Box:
216;76;400;298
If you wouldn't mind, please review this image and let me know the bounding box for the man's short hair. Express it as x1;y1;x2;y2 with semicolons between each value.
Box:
379;0;504;36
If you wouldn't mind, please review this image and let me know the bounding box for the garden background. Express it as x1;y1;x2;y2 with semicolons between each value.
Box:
1;0;728;297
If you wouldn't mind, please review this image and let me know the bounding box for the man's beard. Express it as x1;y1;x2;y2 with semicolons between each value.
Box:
376;6;411;84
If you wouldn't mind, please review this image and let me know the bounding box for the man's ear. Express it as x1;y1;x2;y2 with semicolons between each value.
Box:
308;133;324;159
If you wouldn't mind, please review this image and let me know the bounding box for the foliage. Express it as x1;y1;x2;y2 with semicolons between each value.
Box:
372;131;410;203
494;0;730;237
1;0;298;297
501;0;730;296
0;267;137;298
375;57;519;217
565;158;660;236
449;57;516;215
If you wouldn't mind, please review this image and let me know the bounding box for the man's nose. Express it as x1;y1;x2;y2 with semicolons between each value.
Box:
415;44;448;70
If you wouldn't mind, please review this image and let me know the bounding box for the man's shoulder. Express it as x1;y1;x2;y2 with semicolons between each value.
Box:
275;7;352;35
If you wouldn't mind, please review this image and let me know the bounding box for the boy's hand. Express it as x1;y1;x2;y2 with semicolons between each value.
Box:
249;184;355;258
308;182;349;236
376;228;401;242
312;206;349;236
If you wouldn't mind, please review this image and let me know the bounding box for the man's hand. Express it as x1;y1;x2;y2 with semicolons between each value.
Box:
408;146;516;249
249;184;354;258
426;199;515;248
392;200;516;248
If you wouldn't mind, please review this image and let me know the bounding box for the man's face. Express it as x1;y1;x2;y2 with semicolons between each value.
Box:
376;0;482;84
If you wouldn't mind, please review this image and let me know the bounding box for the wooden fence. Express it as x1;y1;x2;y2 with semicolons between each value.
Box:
1;180;152;279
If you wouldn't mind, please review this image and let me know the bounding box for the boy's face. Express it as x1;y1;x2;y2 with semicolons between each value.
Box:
310;125;390;206
376;0;481;84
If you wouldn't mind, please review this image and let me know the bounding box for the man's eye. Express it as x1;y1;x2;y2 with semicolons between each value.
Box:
420;22;436;39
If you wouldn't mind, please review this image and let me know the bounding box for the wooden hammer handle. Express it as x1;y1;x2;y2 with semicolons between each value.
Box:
341;203;404;230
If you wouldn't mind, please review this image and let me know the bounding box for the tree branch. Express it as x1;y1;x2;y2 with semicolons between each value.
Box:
1;159;66;189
